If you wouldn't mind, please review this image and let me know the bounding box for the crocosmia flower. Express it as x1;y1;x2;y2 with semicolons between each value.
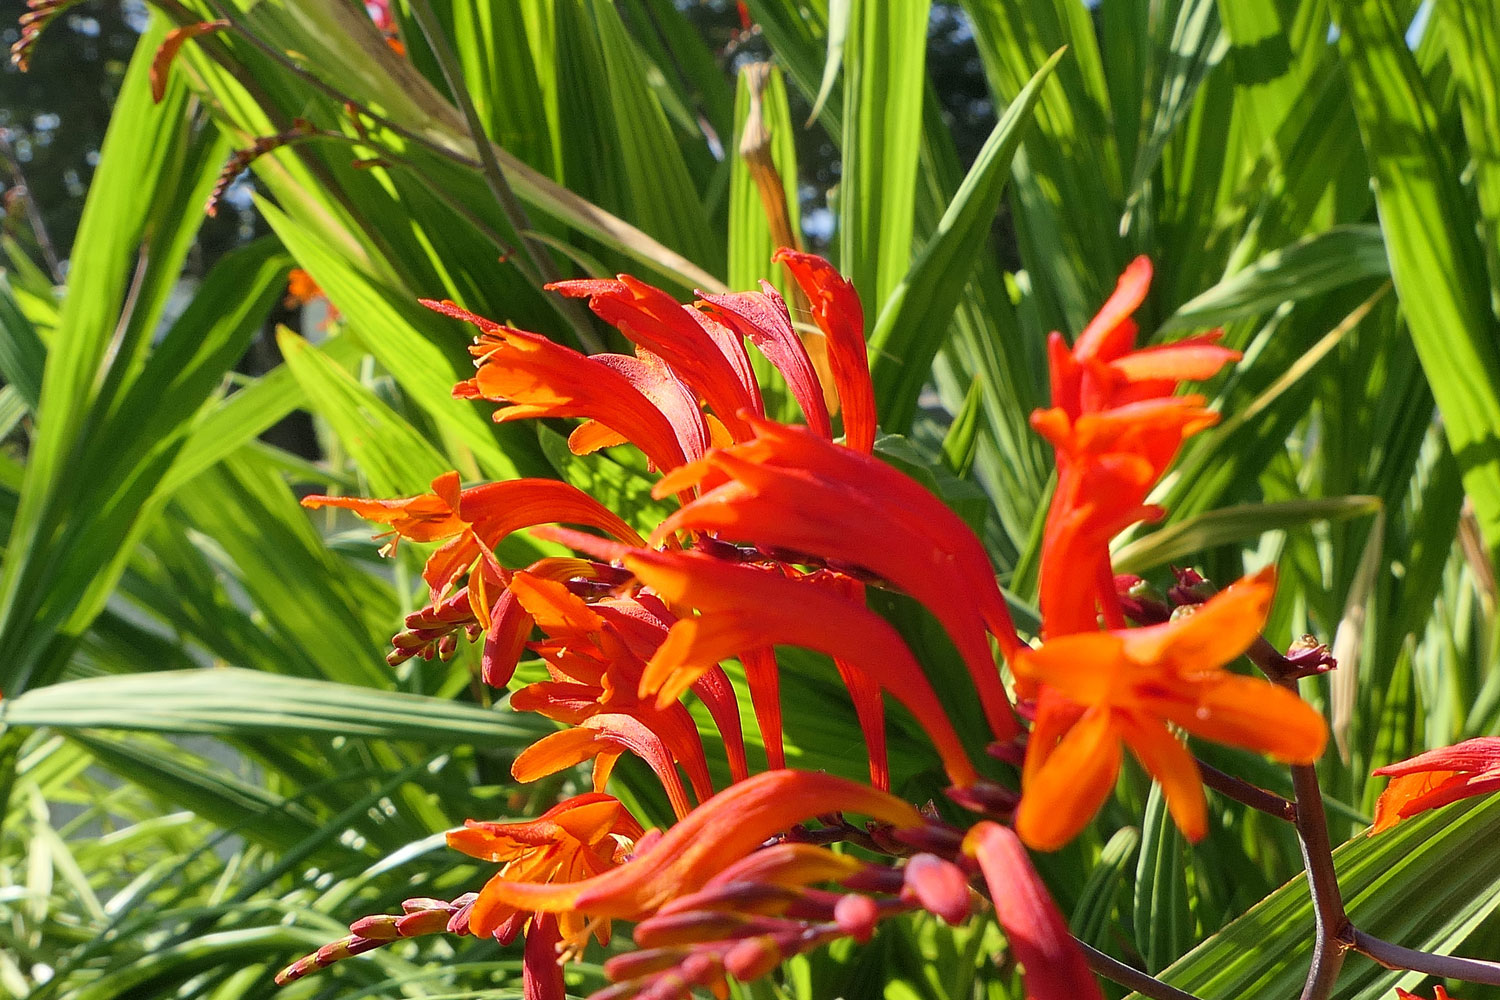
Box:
1371;737;1500;834
278;251;1324;1000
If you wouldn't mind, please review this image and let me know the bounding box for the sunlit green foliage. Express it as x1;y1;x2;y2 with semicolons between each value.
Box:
1;1;1499;998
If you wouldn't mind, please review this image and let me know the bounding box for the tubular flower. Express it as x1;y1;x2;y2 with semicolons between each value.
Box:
1012;569;1327;850
449;791;644;944
653;419;1022;742
964;822;1103;1000
285;250;1320;998
1031;258;1238;637
548;276;763;441
303;472;644;599
1370;738;1500;834
773;248;876;453
501;570;746;818
624;547;980;788
467;769;923;920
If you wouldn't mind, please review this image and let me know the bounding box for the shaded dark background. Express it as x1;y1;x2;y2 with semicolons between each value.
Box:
0;0;999;276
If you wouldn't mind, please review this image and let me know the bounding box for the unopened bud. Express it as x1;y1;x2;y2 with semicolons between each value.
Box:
1116;574;1170;624
834;894;881;943
902;854;973;925
1168;566;1214;605
723;936;782;982
1283;635;1337;678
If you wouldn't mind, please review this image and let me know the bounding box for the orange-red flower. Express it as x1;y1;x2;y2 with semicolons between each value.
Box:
1031;258;1238;637
549;276;763;442
302;472;645;600
964;821;1103;1000
774;249;876;453
467;770;923;920
1012;569;1327;849
1397;987;1459;1000
1370;737;1500;834
449;791;644;945
624;547;980;788
435;300;697;474
653;419;1021;743
500;570;742;819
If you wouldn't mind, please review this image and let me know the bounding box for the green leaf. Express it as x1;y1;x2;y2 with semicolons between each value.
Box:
258;198;547;484
1133;784;1194;974
0;274;45;411
0;669;546;745
807;0;851;124
1071;825;1141;949
840;0;932;312
1141;796;1500;998
1333;0;1500;570
1161;226;1390;332
868;47;1062;431
1114;496;1383;574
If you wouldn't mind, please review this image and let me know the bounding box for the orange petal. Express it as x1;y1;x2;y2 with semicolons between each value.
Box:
1016;707;1122;851
512;727;606;783
694;842;863;895
508;571;604;635
1072;256;1151;363
569;419;630;455
301;470;466;542
1146;673;1327;765
1109;332;1240;384
1116;713;1208;842
151;21;227;102
774;250;875;453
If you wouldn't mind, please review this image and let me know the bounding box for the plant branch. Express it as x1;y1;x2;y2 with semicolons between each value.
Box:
402;0;603;353
0;131;65;281
1079;942;1205;1000
1196;757;1297;821
1240;630;1352;999
1349;928;1500;986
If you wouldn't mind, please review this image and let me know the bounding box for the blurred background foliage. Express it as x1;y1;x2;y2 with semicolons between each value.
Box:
0;1;1498;999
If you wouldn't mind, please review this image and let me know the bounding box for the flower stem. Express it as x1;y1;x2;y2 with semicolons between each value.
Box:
1244;634;1351;1000
1196;758;1297;821
1079;942;1204;1000
1349;928;1500;986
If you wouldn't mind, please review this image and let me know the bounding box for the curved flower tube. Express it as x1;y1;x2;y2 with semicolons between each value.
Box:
653;420;1021;741
303;472;646;600
432;299;692;474
625;548;981;788
471;770;924;920
549;275;762;440
697;284;833;440
964;821;1103;1000
773;249;876;453
1371;737;1500;833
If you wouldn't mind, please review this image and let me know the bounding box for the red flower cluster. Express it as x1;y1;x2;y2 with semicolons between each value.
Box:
280;252;1337;999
